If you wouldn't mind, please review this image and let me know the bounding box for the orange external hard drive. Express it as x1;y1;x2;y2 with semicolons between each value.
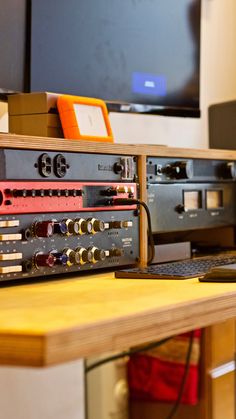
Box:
57;94;113;142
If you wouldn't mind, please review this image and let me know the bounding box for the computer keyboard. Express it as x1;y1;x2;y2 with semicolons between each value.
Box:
115;254;236;280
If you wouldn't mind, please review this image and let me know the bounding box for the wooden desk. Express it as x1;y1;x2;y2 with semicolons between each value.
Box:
0;272;236;368
0;134;235;418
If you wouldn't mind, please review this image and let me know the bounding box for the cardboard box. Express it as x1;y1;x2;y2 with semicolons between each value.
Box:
8;92;63;138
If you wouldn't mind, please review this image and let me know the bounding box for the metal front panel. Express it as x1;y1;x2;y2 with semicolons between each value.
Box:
0;210;139;282
0;149;137;181
148;183;236;233
147;157;236;183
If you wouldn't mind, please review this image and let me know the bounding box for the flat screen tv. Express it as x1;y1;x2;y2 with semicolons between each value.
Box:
0;0;29;98
30;0;201;117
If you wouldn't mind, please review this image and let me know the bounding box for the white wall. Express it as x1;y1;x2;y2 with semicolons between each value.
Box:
0;361;85;419
0;2;236;419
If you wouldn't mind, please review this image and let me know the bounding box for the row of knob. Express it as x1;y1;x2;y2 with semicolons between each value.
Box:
6;188;83;198
31;246;124;269
151;161;236;180
34;218;105;237
25;218;133;239
5;186;134;199
26;218;105;239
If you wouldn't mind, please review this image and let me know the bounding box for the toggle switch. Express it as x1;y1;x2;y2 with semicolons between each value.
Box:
0;253;22;261
0;233;22;241
0;220;20;228
0;265;22;274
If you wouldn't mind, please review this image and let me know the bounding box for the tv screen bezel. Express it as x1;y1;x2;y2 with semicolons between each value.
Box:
28;0;201;118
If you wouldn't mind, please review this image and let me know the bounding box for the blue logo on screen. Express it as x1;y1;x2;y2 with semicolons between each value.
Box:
132;72;167;96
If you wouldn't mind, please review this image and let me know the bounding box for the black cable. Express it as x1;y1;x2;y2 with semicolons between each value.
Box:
112;198;155;264
165;330;195;419
90;196;194;416
86;331;195;419
85;337;171;373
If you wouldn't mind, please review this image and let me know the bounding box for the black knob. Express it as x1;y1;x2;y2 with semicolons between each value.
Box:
35;189;45;197
109;220;123;229
113;162;124;174
94;219;105;233
175;204;185;214
165;161;193;180
60;189;69;197
109;248;124;257
11;189;27;197
44;189;53;197
101;188;117;197
54;221;69;235
224;162;236;180
11;189;40;198
22;189;28;197
69;189;77;197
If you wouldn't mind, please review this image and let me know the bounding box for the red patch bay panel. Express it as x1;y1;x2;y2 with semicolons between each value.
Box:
0;181;137;214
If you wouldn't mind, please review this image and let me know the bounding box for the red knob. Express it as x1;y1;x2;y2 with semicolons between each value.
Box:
35;253;55;268
34;221;54;238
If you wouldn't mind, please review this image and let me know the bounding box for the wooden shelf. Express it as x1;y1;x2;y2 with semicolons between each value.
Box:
1;132;236;159
0;273;236;367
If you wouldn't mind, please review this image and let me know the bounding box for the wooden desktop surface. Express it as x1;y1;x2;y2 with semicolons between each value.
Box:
0;273;236;367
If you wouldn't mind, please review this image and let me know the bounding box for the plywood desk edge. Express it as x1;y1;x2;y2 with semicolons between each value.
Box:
1;133;236;159
0;277;236;367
